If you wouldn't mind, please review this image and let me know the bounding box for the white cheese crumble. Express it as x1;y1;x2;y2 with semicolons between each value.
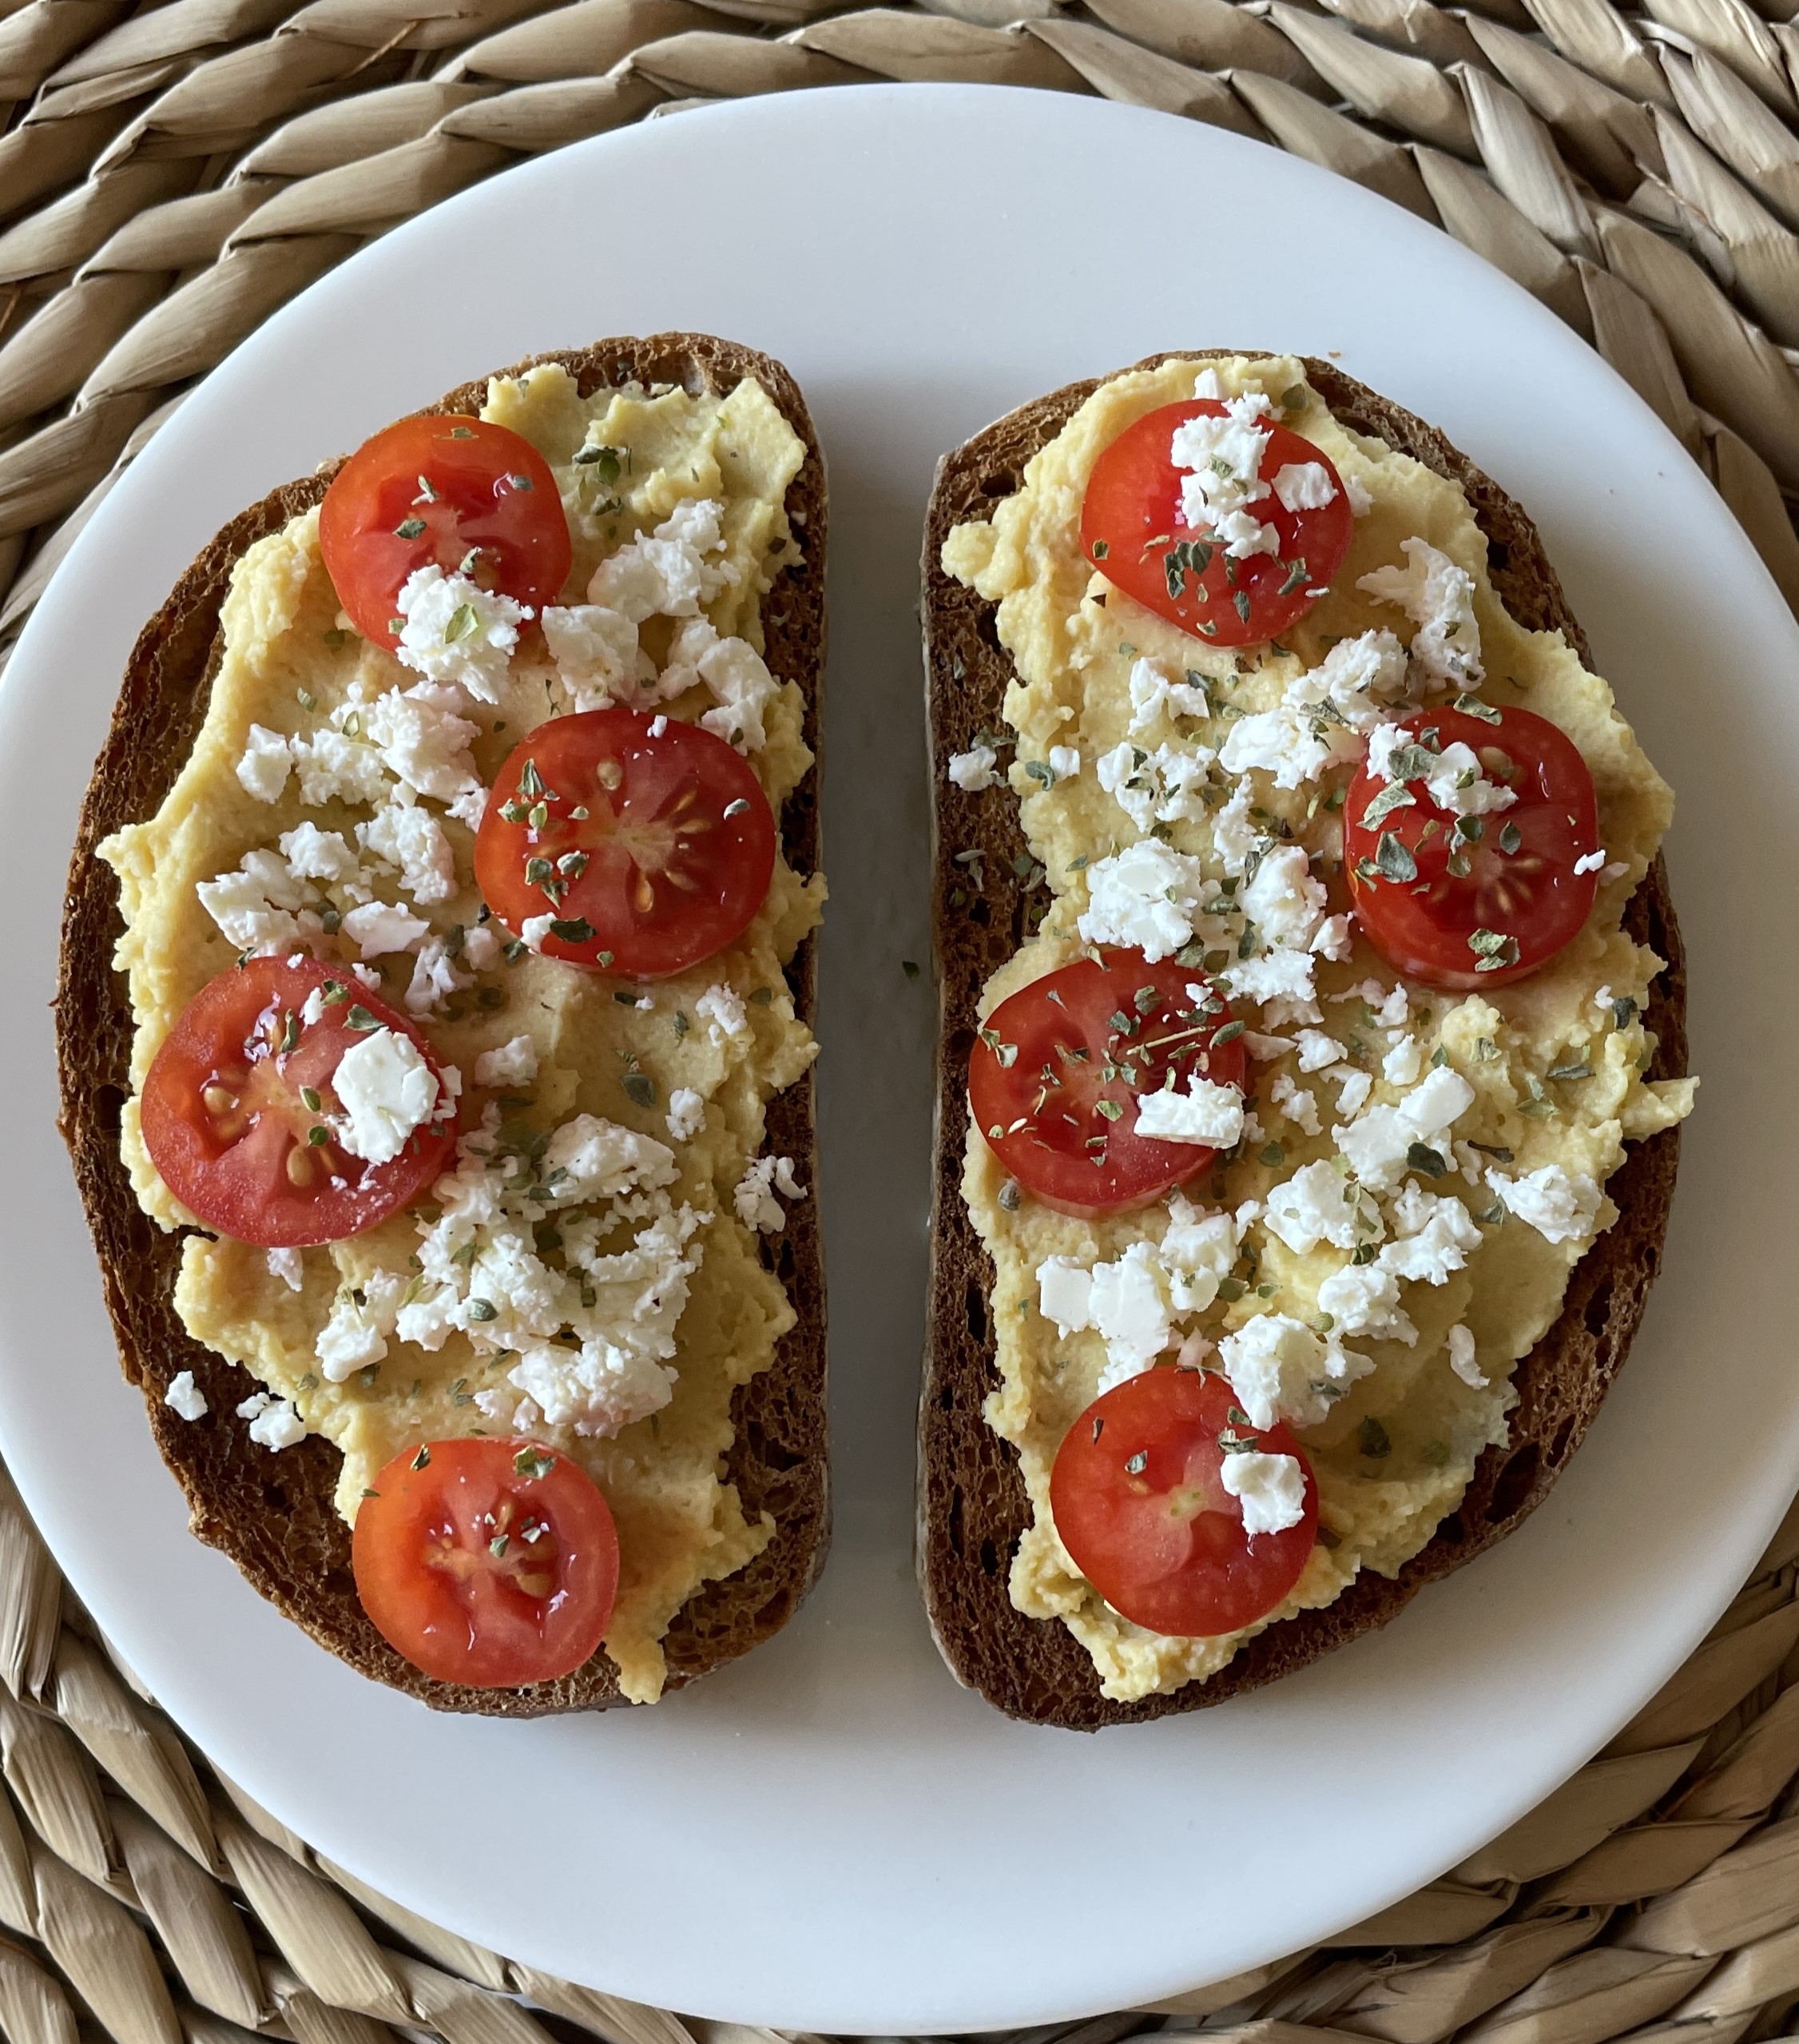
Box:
1077;840;1205;962
358;798;457;905
236;724;293;802
332;1028;439;1165
697;983;751;1046
661;618;781;752
1284;629;1411;732
1242;844;1326;951
1169;392;1278;558
1221;945;1319;1026
267;1247;304;1292
1358;537;1483;687
164;1372;208;1421
948;746;999;792
359;686;485;819
1097;739;1214;831
1220;1448;1307;1536
1127;658;1213;734
521;913;556;952
1268;1072;1320;1135
1448;1323;1487;1389
340;900;430;960
540;603;641;710
474;1036;538;1088
280;821;365;893
665;1087;705;1143
395;566;530;703
1218;1313;1372;1430
734;1155;804;1232
1485;1163;1602;1244
1134;1075;1244;1147
1335;1068;1476;1193
1271;462;1337;514
236;1392;304;1450
588;499;737;622
196;849;308;954
1574;849;1606;876
1047;746;1081;781
1219;705;1360;790
1264;1159;1380;1256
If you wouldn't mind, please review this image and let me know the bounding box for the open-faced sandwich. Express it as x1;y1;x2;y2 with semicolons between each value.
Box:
58;334;828;1714
921;351;1693;1728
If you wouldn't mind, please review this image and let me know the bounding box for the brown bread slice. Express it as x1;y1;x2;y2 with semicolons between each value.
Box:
56;334;829;1716
919;353;1686;1730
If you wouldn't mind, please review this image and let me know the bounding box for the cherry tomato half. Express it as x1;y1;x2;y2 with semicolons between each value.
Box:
1050;1368;1317;1637
475;709;778;980
969;951;1247;1219
139;956;456;1247
1081;400;1353;648
1344;705;1600;990
319;415;571;652
352;1438;618;1688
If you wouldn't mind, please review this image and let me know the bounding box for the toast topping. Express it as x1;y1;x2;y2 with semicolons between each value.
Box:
942;353;1695;1702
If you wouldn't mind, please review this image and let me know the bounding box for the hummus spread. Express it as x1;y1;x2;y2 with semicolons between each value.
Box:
943;355;1693;1703
101;365;824;1703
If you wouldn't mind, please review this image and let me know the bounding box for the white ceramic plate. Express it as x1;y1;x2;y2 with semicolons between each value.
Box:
3;83;1791;2033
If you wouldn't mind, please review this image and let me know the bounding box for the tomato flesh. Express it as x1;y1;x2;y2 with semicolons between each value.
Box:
139;956;455;1247
968;952;1247;1218
1051;1368;1317;1636
475;709;777;980
1080;400;1353;647
319;414;571;651
352;1438;618;1688
1344;705;1600;990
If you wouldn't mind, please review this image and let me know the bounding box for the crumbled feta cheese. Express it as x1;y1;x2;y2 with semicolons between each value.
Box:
1221;945;1318;1024
1447;1322;1487;1388
289;725;391;809
237;724;292;802
1047;746;1081;781
1265;1159;1380;1255
1245;1031;1294;1061
1377;1187;1481;1286
462;925;500;972
280;821;363;892
1090;1243;1174;1388
1268;1072;1320;1135
237;1393;304;1450
522;913;556;952
1211;781;1257;876
661;618;781;753
1376;984;1409;1030
332;1028;439;1165
542;1115;678;1207
1127;658;1213;734
1160;1195;1237;1314
1317;1259;1416;1343
1271;462;1337;515
196;849;308;953
1574;849;1606;876
475;1036;538;1088
405;933;471;1016
1334;1068;1475;1192
1134;1075;1244;1147
665;1087;705;1143
1077;840;1205;962
697;983;751;1046
948;746;999;792
164;1372;208;1421
1419;740;1517;819
507;1339;676;1439
1366;721;1409;783
1383;1036;1424;1087
267;1247;303;1292
1331;1066;1374;1119
395;566;529;702
340;900;430;960
1284;629;1410;731
1219;705;1359;790
1220;1448;1307;1536
588;499;736;622
541;604;639;710
1357;536;1483;687
1170;392;1277;556
1219;1313;1371;1430
1312;914;1355;963
1242;844;1326;951
1344;472;1373;517
1485;1163;1602;1244
1037;1255;1094;1336
1294;1028;1345;1074
358;799;456;905
1097;739;1213;831
734;1155;804;1232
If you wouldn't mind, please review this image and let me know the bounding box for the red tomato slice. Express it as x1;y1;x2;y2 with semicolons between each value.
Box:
475;709;777;980
1344;705;1600;990
139;956;456;1247
1050;1367;1317;1637
319;415;571;652
968;951;1247;1219
352;1438;618;1688
1081;400;1353;647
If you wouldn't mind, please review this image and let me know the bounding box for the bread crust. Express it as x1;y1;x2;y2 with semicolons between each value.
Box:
918;353;1686;1730
57;334;829;1716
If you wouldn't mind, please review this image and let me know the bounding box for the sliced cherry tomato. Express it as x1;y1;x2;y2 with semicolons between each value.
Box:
968;951;1247;1219
352;1438;618;1688
1344;705;1600;990
319;415;571;651
1081;399;1354;647
475;709;777;980
139;956;455;1247
1050;1367;1317;1637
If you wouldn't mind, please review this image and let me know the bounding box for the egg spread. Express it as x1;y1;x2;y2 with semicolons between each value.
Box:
942;354;1694;1704
100;365;824;1703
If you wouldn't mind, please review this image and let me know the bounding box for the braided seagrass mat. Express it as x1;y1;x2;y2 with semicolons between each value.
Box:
6;0;1799;2033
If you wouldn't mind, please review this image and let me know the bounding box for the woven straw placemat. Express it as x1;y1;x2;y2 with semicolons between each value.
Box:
5;2;1799;2034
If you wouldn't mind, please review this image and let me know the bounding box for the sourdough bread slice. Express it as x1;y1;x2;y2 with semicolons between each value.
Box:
57;334;829;1716
919;354;1685;1730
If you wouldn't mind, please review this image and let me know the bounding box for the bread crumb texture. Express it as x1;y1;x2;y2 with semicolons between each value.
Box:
943;354;1694;1704
98;364;824;1704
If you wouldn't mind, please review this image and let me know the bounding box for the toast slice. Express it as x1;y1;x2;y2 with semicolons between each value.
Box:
57;334;829;1715
919;354;1686;1730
